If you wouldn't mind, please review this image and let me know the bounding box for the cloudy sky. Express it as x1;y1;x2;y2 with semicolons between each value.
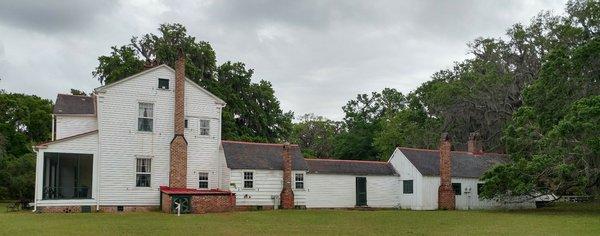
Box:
0;0;566;120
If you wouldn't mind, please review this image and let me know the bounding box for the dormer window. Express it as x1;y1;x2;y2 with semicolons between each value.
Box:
158;78;169;90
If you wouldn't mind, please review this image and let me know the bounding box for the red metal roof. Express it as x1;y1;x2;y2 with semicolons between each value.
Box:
159;186;234;195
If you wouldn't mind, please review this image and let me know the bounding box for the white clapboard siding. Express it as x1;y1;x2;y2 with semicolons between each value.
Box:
388;149;426;210
95;66;223;206
229;169;307;206
305;174;400;208
55;115;98;139
35;132;99;206
421;176;535;210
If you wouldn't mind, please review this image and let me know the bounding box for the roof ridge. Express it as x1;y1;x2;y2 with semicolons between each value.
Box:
305;158;388;164
221;140;299;147
397;146;505;156
57;93;92;98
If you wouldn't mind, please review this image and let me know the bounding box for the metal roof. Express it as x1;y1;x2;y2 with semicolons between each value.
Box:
306;159;397;176
398;147;508;178
53;94;95;115
222;141;309;170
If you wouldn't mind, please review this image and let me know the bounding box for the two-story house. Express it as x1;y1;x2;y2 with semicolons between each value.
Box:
34;52;534;213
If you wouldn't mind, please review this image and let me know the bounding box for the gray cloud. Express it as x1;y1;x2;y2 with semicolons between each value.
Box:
0;0;118;33
0;0;566;120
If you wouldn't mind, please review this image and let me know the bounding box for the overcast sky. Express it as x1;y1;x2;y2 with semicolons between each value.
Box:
0;0;566;120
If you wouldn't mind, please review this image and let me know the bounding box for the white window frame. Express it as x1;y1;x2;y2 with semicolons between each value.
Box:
137;102;154;132
199;119;210;136
135;158;152;187
243;171;254;189
198;172;209;189
294;173;304;190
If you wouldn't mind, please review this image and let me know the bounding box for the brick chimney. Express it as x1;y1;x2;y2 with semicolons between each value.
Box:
169;48;188;188
438;133;455;210
468;132;483;155
280;143;294;209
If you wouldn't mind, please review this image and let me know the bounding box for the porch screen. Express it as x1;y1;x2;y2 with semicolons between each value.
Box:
43;152;93;200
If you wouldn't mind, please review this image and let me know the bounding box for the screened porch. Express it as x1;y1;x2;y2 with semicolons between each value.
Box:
42;152;93;200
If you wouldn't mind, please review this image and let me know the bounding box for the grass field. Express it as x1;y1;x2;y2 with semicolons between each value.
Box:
1;203;599;235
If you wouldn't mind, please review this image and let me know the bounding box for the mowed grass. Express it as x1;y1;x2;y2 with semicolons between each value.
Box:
0;203;599;235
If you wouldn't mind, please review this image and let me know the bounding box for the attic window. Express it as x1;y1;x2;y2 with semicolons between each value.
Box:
158;78;169;90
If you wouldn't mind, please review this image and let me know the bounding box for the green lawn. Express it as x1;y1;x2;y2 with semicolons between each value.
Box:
1;203;599;235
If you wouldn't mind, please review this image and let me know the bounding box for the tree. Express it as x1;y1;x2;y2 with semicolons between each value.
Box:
482;36;600;200
290;114;341;158
374;95;442;159
92;23;292;142
335;88;405;160
0;92;52;200
70;89;87;96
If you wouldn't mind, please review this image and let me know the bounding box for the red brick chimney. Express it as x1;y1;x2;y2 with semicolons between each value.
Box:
468;132;483;155
438;133;455;210
169;48;188;188
280;143;294;209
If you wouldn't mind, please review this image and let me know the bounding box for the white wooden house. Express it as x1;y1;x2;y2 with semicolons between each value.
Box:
34;57;532;213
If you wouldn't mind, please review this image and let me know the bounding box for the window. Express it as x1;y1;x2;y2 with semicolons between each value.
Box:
477;183;484;196
184;119;189;129
158;78;169;89
199;119;210;135
243;172;253;189
136;158;151;187
198;172;208;189
138;103;154;132
295;173;304;189
403;180;414;194
452;183;461;195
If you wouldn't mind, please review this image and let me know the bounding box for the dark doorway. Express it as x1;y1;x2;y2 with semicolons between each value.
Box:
356;177;367;206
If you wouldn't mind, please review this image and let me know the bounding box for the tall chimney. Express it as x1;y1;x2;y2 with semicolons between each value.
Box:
438;133;455;210
169;48;188;188
468;132;482;155
280;142;295;209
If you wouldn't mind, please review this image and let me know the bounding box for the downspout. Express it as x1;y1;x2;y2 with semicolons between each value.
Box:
51;114;55;141
94;92;101;211
32;147;38;212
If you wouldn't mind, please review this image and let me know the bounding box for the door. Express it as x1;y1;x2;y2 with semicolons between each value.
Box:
171;195;191;214
356;177;367;206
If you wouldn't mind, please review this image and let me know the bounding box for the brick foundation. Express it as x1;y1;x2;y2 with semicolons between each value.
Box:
190;195;235;214
37;206;82;213
99;206;157;213
160;187;235;214
37;205;158;213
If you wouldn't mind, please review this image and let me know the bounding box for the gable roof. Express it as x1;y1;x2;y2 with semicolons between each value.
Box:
306;159;397;176
94;64;226;105
53;94;95;115
397;147;508;178
35;130;98;149
222;141;309;170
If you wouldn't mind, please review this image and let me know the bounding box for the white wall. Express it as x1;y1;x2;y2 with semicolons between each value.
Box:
35;132;99;207
95;66;223;206
421;176;535;210
55;115;97;139
389;149;425;210
305;174;400;208
229;169;307;206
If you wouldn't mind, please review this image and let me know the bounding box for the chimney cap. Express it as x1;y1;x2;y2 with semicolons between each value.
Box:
469;132;480;140
441;133;451;142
